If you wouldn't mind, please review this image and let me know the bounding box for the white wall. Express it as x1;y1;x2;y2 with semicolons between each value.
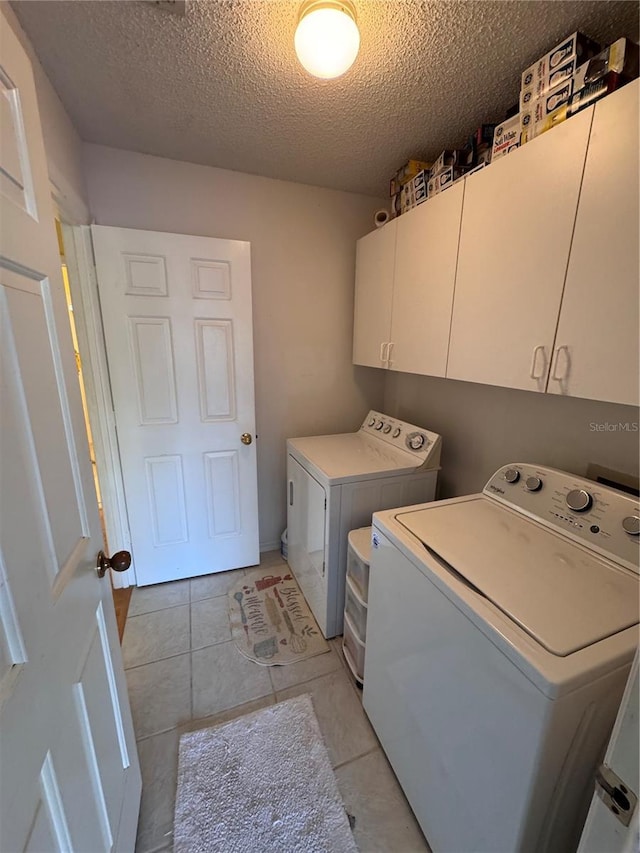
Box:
1;2;89;222
84;143;386;549
384;372;640;499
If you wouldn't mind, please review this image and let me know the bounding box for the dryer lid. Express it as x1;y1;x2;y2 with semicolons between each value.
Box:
395;497;639;657
287;433;420;482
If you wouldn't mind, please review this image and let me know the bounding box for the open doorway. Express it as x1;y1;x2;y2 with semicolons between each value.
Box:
55;219;133;640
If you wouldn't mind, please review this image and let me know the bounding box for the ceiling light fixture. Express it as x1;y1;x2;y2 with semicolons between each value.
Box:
294;1;360;80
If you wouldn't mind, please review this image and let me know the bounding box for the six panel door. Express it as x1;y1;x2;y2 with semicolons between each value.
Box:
92;226;259;585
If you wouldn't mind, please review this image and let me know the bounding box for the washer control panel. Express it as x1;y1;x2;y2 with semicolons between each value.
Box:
360;411;441;469
484;463;640;572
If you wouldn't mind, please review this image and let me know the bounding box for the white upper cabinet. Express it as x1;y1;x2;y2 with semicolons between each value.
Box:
353;220;397;368
547;81;639;406
390;182;465;376
446;108;593;392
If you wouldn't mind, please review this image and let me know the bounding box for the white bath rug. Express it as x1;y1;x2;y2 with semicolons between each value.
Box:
173;695;358;853
228;568;329;665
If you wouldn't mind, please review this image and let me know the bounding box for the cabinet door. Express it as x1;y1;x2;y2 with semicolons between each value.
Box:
353;220;396;368
446;109;593;392
548;82;639;406
390;182;464;376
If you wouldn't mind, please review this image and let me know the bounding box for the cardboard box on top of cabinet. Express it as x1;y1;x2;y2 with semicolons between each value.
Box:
427;165;467;197
466;124;497;167
522;38;639;143
521;31;601;98
431;149;468;176
389;159;431;196
491;114;521;159
400;169;429;212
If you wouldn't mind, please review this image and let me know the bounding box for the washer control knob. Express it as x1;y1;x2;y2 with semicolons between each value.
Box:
392;428;401;438
383;424;392;434
525;476;542;492
368;418;376;427
375;421;384;430
504;468;520;484
566;489;593;513
622;516;640;536
407;433;426;450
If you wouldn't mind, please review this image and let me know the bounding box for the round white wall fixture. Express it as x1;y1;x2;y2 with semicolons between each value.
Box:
294;1;360;79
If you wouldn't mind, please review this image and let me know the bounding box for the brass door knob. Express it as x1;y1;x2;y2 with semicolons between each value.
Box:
241;433;253;445
97;549;132;578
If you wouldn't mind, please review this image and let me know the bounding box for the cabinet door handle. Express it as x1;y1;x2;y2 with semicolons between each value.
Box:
529;345;547;380
379;342;387;364
551;345;570;381
387;341;394;366
289;480;293;506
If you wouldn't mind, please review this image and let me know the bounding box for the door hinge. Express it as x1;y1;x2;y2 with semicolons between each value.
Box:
324;498;327;510
322;560;325;576
594;763;637;827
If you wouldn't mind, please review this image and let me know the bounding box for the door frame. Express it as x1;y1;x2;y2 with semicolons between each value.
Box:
52;189;135;587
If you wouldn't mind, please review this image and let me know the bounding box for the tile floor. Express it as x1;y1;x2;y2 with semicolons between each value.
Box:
125;551;429;853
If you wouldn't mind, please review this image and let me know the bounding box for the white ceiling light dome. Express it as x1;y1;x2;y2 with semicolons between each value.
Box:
294;1;360;80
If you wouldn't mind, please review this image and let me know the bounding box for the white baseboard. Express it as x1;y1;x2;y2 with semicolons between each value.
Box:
259;540;280;554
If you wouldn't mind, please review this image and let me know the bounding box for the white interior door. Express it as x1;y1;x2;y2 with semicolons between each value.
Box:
578;650;639;852
0;13;140;852
92;225;259;586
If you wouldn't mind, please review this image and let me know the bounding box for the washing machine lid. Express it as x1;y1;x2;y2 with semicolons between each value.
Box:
395;497;639;657
287;433;420;483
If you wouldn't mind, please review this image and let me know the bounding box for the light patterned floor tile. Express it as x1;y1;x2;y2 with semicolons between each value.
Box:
126;654;191;739
269;645;341;692
180;695;276;734
122;605;190;669
189;568;245;602
128;580;190;617
336;749;430;852
191;641;273;718
134;729;179;853
276;669;377;767
190;595;232;650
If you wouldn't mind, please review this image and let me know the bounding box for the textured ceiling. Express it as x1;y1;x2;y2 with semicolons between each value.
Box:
12;0;640;196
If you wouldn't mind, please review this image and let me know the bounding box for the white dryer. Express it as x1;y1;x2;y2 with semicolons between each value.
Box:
363;463;640;853
286;411;441;638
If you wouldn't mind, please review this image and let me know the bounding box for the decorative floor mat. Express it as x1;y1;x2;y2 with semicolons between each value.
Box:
174;695;357;852
228;568;329;665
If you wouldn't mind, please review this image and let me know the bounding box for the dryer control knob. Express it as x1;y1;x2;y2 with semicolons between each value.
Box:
622;516;640;536
392;428;401;438
566;489;593;512
525;476;543;492
383;424;392;434
407;433;426;450
375;421;384;430
504;468;520;484
368;418;376;427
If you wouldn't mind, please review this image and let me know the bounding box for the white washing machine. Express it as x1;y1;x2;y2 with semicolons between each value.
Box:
364;463;639;853
286;410;441;638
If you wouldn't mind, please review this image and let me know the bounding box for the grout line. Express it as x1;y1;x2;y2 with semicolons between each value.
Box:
135;723;179;744
332;744;380;772
124;647;192;672
127;598;191;621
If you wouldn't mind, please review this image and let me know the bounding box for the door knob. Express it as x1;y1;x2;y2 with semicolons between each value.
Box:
241;433;253;445
97;549;131;578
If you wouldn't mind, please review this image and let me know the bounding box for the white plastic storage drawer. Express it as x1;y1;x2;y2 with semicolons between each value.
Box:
343;612;366;683
347;527;372;602
345;576;367;641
